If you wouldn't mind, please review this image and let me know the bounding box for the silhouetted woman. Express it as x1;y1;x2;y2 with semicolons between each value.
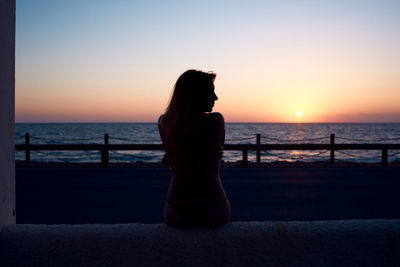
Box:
158;70;231;228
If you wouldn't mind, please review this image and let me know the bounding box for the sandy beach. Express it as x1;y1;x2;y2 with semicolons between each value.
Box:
16;163;400;224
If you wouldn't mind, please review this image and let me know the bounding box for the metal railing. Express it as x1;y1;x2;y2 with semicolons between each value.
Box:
15;133;400;167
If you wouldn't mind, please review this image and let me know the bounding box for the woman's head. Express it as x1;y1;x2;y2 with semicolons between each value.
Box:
163;69;217;136
169;69;217;114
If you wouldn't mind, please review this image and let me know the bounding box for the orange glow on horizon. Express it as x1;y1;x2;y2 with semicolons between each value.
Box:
15;1;400;123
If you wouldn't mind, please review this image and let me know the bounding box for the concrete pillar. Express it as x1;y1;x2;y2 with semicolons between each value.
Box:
0;0;16;226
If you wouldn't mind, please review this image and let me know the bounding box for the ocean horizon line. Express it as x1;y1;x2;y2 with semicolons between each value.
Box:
15;121;400;124
14;123;400;163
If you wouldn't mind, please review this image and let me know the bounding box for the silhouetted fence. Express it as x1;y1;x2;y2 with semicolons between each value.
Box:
15;133;400;167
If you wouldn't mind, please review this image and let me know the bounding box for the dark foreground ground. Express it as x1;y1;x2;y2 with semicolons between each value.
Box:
16;166;400;224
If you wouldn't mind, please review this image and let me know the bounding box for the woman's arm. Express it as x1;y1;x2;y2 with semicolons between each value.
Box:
210;112;225;160
211;112;225;145
158;114;169;166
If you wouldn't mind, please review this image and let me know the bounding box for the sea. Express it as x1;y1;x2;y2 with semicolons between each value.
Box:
15;123;400;163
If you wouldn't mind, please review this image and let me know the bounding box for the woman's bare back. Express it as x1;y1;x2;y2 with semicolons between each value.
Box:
159;112;228;206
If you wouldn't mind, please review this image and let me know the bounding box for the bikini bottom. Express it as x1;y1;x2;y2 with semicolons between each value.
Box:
165;197;229;228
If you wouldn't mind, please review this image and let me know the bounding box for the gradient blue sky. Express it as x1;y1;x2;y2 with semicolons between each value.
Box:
16;0;400;122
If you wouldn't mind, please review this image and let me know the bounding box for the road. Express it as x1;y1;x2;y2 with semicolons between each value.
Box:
16;167;400;224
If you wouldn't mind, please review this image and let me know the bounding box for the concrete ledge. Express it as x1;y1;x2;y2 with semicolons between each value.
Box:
1;220;400;266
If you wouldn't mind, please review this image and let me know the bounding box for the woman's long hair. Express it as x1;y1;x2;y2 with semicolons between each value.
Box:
163;69;216;142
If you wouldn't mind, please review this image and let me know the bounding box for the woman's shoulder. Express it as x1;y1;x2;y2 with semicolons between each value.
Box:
158;114;166;128
158;114;166;123
202;113;225;135
158;114;167;136
204;112;225;125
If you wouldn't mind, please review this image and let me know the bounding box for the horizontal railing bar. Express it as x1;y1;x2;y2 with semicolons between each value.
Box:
15;144;164;151
15;143;400;151
226;144;400;150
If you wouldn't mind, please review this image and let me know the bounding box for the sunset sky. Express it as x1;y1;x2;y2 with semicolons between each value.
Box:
16;0;400;123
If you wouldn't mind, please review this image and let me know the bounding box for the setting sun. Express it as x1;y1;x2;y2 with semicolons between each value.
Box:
14;1;400;123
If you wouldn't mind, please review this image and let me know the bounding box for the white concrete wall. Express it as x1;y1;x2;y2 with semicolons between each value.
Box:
1;220;399;266
0;0;16;226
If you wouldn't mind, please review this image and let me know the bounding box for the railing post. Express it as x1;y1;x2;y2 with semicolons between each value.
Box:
330;134;335;164
243;150;248;168
256;133;261;164
382;148;388;168
101;133;109;167
25;133;30;163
